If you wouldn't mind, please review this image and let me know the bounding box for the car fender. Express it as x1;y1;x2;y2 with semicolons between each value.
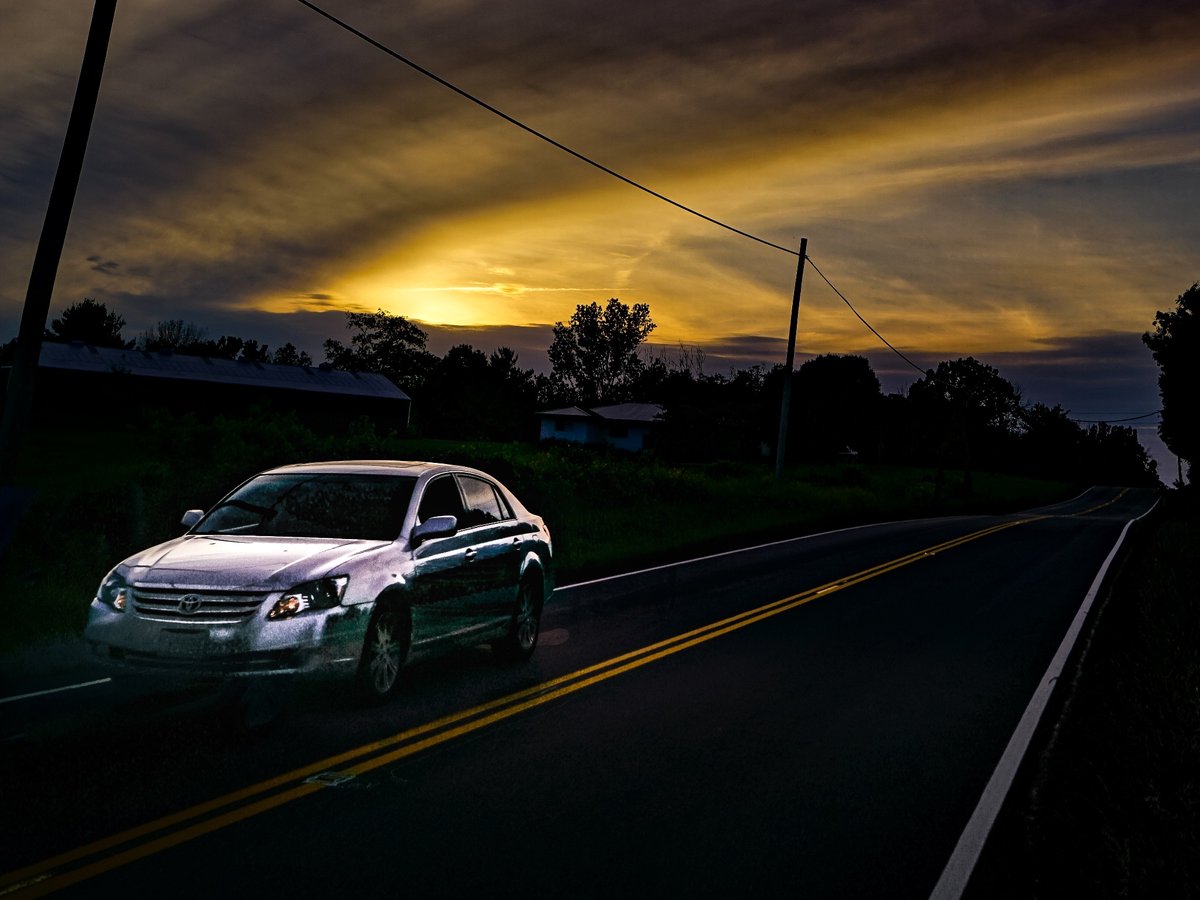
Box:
517;550;552;602
341;558;410;607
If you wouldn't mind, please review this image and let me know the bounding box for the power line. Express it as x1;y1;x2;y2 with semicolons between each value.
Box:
294;0;797;256
1070;411;1162;424
293;0;989;382
804;256;929;376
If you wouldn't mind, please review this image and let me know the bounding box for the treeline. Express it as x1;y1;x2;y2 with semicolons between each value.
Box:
641;354;1158;488
6;296;1159;487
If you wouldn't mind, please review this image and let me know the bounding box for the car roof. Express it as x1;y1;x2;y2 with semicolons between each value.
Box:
259;460;478;479
254;460;532;516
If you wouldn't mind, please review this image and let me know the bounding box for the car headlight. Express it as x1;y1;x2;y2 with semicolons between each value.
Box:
267;576;349;621
97;570;130;612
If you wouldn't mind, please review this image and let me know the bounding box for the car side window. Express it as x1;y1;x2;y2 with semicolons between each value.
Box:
456;476;509;528
417;476;465;524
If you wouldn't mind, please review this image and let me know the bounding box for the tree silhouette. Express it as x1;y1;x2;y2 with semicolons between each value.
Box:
138;319;208;352
1080;421;1158;487
46;298;131;348
138;321;276;362
650;364;771;463
207;335;250;360
1020;403;1083;480
272;342;313;367
793;354;882;460
421;344;539;440
548;298;655;405
233;338;270;363
1019;403;1157;486
1143;283;1199;483
323;309;436;391
909;357;1022;492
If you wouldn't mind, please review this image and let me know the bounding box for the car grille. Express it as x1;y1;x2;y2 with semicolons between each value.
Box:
132;588;267;623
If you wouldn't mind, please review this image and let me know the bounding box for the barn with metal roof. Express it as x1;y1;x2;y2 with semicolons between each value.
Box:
3;342;411;427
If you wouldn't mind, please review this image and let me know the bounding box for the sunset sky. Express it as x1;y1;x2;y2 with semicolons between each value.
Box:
2;0;1198;468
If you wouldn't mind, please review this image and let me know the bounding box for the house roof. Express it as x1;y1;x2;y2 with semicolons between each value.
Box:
537;402;664;423
538;406;594;419
34;342;410;401
589;403;664;423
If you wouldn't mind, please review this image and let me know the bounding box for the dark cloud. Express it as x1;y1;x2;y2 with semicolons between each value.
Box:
87;256;120;275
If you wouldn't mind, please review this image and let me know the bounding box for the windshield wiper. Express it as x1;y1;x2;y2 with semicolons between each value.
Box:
211;499;277;519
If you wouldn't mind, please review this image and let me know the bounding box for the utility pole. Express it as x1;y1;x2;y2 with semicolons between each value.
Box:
0;0;117;482
775;237;808;480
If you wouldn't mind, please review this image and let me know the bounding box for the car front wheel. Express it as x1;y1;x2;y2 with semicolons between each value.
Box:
358;602;409;702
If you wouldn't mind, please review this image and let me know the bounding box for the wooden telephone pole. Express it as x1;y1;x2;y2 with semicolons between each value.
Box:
775;237;808;480
0;1;117;481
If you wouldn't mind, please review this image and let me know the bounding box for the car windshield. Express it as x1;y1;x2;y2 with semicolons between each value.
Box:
193;473;418;541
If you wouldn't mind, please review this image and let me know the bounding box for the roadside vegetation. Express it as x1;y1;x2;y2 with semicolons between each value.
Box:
0;409;1073;653
3;297;1163;485
971;489;1200;897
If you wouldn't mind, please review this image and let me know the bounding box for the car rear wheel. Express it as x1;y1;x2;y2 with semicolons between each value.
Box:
358;602;409;702
494;572;542;662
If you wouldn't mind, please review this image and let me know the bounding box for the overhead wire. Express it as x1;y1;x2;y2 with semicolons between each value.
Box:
803;256;929;376
294;0;797;256
294;0;1015;385
1070;411;1162;424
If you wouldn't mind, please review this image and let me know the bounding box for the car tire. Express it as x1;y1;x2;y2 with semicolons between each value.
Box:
494;571;542;662
357;601;409;702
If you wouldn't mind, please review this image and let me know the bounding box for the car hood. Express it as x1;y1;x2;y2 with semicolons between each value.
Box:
123;534;387;590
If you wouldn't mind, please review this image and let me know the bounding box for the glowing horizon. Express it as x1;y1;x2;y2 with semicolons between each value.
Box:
1;0;1197;401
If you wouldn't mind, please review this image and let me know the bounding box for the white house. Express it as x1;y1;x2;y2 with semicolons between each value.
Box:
537;403;664;452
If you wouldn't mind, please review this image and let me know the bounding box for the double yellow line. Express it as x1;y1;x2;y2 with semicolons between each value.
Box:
2;502;1107;896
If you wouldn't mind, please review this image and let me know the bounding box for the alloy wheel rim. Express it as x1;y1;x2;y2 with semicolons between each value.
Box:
370;619;401;693
516;587;538;650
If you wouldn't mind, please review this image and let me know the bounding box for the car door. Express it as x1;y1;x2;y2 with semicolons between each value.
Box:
407;474;482;648
453;474;524;623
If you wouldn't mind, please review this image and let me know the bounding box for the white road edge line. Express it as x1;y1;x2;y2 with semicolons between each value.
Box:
928;494;1160;900
556;487;1099;593
557;518;918;592
0;677;112;706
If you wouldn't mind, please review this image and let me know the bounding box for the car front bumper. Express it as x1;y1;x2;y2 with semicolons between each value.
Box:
84;598;370;679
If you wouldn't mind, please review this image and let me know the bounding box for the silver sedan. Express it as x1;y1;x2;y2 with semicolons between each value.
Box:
84;461;554;701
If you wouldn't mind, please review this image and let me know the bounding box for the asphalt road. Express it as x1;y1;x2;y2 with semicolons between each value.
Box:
0;486;1157;898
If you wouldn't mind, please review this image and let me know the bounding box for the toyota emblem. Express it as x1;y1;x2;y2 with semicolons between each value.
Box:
178;594;203;615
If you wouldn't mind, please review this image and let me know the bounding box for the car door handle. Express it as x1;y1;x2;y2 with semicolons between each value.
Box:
465;548;478;562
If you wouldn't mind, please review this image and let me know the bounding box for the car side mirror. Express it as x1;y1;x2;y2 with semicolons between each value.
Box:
181;509;203;530
411;515;458;546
